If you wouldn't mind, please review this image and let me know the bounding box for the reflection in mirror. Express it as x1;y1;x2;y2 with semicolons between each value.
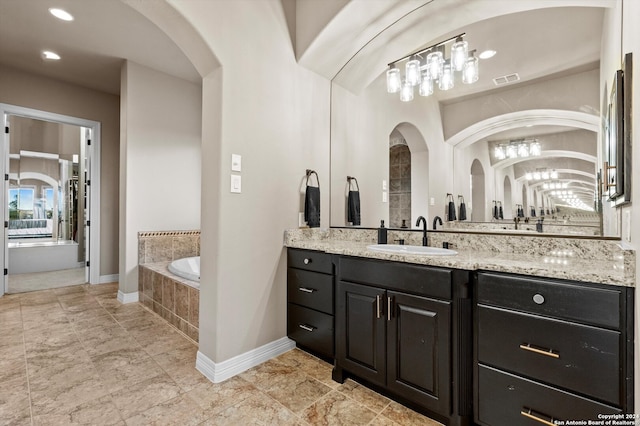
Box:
8;116;85;248
329;5;615;237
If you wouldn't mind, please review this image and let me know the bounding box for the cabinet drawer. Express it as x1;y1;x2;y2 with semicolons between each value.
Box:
477;364;621;426
339;257;452;300
477;272;622;329
288;249;333;274
287;268;333;314
287;303;334;358
478;306;621;405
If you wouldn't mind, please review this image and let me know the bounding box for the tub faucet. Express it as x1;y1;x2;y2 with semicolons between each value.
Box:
416;216;428;246
432;216;443;230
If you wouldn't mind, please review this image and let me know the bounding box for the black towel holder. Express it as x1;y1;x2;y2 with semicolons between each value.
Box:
305;169;320;188
347;176;359;192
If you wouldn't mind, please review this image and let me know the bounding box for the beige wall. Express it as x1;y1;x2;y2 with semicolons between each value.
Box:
168;0;331;362
0;64;119;277
119;61;202;295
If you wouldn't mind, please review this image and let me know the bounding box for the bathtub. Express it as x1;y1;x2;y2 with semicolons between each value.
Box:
168;256;200;283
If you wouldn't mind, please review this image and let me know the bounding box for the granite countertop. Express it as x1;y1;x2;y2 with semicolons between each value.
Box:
285;236;633;288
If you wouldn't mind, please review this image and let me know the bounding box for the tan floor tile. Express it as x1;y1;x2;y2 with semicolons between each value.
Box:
22;309;70;331
0;376;31;425
33;395;124;426
92;349;164;393
186;376;258;415
301;390;378;426
337;379;391;413
380;401;444;426
118;314;163;331
71;313;119;331
65;306;111;323
266;370;332;414
153;346;207;391
239;358;298;390
369;415;401;426
30;362;109;417
0;355;27;383
53;285;88;296
123;393;207;425
78;328;139;357
200;391;299;426
130;324;193;356
110;372;183;420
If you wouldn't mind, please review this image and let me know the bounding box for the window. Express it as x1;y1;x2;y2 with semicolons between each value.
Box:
9;187;35;220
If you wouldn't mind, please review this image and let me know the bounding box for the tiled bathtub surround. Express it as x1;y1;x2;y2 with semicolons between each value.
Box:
139;263;199;342
138;230;200;264
284;228;635;287
138;230;200;342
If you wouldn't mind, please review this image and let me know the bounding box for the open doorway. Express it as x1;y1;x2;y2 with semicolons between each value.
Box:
1;104;101;295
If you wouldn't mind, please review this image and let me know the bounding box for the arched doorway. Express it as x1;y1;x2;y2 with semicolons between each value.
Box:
470;159;485;222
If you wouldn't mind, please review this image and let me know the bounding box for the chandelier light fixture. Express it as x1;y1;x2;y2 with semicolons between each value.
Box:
494;139;541;161
386;33;479;102
526;168;558;181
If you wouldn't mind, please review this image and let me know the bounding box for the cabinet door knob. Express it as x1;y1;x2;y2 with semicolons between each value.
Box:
532;293;545;304
303;258;311;265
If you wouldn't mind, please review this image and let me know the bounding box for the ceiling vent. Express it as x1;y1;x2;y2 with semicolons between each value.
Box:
493;73;520;86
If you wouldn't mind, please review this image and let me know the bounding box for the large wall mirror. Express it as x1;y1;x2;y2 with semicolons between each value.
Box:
329;5;618;237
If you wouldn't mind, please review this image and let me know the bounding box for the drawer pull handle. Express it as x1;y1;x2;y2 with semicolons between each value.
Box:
303;258;311;265
376;295;382;319
298;287;316;293
533;293;545;304
519;343;560;359
520;407;557;426
299;324;315;332
387;296;392;322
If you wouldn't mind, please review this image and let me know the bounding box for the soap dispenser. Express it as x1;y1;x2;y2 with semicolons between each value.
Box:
378;220;388;244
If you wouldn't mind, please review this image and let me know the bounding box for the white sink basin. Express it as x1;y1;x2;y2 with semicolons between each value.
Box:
367;244;458;256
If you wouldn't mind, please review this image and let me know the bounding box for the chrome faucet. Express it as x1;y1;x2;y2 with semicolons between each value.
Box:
432;216;443;230
416;216;428;246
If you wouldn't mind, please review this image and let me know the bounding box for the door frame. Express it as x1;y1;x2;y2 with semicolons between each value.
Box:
0;103;101;294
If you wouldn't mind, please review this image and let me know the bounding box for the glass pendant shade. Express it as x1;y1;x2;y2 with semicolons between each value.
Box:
386;67;401;93
494;146;505;160
462;53;479;84
451;37;468;71
525;172;533;180
506;145;517;159
541;171;550;180
550;170;558;179
426;50;444;81
438;61;454;90
517;144;529;157
405;58;421;87
400;80;414;102
419;73;433;96
530;141;541;156
533;172;541;180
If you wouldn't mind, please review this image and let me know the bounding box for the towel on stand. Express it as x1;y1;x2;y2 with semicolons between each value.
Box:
304;170;321;228
458;195;467;221
446;194;456;221
347;177;361;226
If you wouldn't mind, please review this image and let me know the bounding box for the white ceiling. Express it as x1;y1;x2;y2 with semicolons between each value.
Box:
0;0;200;95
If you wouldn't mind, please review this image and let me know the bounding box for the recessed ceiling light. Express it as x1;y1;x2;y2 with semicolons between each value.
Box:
49;8;74;21
42;51;61;61
479;50;497;60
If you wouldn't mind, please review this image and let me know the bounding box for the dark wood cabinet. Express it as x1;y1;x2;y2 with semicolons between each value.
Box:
474;271;634;425
335;256;472;426
287;248;335;358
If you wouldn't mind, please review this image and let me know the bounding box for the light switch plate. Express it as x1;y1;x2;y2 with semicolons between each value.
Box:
231;154;242;172
231;174;241;193
430;197;435;206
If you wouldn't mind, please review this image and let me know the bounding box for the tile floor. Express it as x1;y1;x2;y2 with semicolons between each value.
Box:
0;283;442;425
7;268;86;294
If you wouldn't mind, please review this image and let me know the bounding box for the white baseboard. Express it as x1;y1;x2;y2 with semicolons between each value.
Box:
196;337;295;383
99;274;119;284
117;290;139;304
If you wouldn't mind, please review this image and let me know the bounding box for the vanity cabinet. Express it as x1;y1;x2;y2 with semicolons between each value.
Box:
475;271;634;425
287;248;335;358
334;256;472;425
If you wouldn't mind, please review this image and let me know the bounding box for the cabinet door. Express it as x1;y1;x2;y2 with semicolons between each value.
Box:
387;291;451;415
336;281;386;387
